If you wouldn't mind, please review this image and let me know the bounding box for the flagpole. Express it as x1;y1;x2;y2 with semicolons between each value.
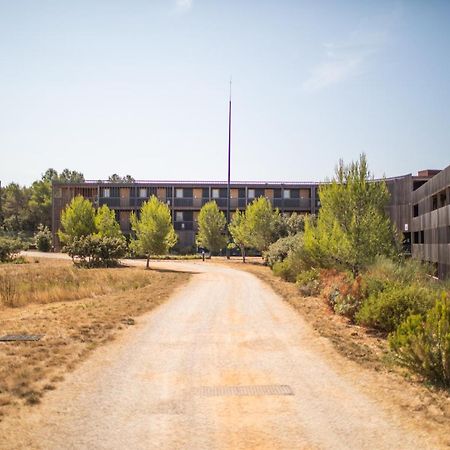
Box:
226;78;232;259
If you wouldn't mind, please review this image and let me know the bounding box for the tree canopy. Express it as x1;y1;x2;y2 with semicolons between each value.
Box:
0;168;85;236
245;197;280;253
196;201;227;254
58;195;96;244
130;196;177;268
95;204;123;239
303;154;400;275
228;209;251;262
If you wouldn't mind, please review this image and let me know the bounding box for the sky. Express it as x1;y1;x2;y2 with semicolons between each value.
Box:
0;0;449;186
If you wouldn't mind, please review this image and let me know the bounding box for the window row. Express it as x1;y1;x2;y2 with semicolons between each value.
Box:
101;187;314;200
413;226;450;244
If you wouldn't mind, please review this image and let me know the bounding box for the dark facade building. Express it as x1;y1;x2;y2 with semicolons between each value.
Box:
51;166;450;278
411;166;450;279
52;180;319;250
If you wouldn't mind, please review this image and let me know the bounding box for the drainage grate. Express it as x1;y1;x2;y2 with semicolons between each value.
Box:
195;384;294;397
0;335;44;342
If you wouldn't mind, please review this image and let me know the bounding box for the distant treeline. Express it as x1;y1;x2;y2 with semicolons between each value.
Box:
0;169;134;237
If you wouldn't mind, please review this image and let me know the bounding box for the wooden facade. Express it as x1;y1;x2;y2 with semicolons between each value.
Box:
51;169;450;277
412;165;450;278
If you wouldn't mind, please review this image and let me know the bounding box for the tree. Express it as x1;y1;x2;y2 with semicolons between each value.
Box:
95;204;123;239
58;196;96;244
28;179;52;229
303;154;400;276
41;168;58;183
58;169;85;183
108;174;135;183
196;201;227;254
130;196;177;268
108;174;122;183
1;183;30;233
228;209;251;262
245;197;280;253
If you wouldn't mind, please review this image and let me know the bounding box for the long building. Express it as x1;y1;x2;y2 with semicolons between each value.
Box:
51;166;450;278
411;165;450;279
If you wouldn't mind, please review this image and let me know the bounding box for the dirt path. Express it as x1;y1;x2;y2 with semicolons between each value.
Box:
2;259;441;449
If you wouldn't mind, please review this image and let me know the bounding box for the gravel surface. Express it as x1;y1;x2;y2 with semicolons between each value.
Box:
2;258;438;449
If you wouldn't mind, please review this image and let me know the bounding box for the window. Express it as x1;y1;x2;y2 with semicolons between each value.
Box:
175;211;183;222
439;190;447;207
300;189;310;199
212;189;220;199
248;189;255;199
413;204;419;217
432;195;438;211
103;188;110;198
176;188;183;198
139;188;147;198
283;189;291;199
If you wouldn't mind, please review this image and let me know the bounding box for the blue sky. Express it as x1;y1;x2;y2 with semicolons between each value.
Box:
1;0;449;185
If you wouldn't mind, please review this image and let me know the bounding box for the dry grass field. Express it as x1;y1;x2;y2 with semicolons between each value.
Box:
0;258;191;420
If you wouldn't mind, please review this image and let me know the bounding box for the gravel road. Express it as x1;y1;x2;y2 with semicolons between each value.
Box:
5;259;437;449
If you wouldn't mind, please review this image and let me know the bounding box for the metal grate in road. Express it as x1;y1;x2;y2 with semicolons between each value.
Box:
195;384;294;397
0;334;44;342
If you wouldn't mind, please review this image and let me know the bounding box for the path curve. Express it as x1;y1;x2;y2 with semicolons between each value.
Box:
4;258;438;449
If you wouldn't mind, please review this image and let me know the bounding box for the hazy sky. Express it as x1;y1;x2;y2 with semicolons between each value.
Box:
1;0;449;185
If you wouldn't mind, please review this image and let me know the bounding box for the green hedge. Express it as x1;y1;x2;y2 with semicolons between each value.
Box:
356;283;435;332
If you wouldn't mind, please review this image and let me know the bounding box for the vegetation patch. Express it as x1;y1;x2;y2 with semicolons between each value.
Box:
0;257;191;419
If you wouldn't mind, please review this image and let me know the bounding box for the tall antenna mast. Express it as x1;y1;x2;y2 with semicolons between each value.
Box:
227;77;232;224
226;78;232;259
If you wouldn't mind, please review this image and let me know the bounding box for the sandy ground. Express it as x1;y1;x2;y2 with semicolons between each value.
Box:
1;256;443;449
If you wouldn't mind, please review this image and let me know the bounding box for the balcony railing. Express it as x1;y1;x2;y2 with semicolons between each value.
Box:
99;196;314;211
272;198;311;209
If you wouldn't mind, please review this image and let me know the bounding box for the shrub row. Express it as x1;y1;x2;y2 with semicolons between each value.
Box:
269;236;450;386
64;236;127;268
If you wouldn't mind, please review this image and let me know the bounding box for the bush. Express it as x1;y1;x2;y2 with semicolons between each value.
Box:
322;272;364;320
272;260;297;282
296;269;320;296
63;235;127;268
264;233;303;268
389;293;450;387
34;224;52;252
363;256;433;294
356;283;435;332
0;237;25;262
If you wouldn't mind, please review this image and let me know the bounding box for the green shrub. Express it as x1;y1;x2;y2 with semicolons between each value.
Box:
272;260;297;282
264;233;303;268
389;293;450;387
63;235;127;268
364;256;433;290
356;283;435;332
0;237;25;262
34;224;52;252
296;269;320;296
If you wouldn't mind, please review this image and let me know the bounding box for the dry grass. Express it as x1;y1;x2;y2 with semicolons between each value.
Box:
0;258;161;307
0;258;191;420
217;259;450;444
